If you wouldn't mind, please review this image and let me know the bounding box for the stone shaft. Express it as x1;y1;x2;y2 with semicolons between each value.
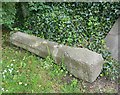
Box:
10;32;104;82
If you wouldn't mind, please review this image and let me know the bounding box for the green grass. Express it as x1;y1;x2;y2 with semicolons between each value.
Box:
2;32;82;93
2;32;118;93
2;45;82;93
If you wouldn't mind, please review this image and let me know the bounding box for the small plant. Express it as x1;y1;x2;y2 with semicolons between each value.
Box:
100;58;120;81
2;2;16;30
70;78;78;87
61;78;80;93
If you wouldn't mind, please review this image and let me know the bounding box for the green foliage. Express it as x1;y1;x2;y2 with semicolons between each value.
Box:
100;57;120;80
40;56;67;78
23;2;119;46
2;2;120;81
61;78;80;93
2;41;81;93
21;2;120;81
2;31;118;93
1;2;16;30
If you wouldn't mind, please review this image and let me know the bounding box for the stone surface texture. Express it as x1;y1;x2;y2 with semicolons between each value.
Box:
10;32;104;83
105;17;120;61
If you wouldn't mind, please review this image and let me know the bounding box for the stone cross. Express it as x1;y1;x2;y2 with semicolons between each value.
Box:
10;32;104;83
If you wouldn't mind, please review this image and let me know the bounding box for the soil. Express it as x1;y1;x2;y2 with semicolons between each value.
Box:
62;74;118;93
85;77;118;93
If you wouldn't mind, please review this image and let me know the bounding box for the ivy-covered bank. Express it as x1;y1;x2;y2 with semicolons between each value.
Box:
1;2;120;81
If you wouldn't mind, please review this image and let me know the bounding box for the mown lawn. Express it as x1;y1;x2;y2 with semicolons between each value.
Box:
1;31;118;93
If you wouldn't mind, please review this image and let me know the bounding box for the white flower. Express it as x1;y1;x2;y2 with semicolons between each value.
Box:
2;88;4;91
2;72;5;74
6;90;8;92
13;60;15;62
38;85;41;87
19;82;22;85
11;64;13;66
3;75;5;78
16;70;19;72
4;70;7;73
25;84;27;86
8;69;12;73
11;68;13;71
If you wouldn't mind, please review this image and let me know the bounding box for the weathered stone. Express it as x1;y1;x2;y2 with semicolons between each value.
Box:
105;17;120;61
10;32;58;58
10;32;104;83
53;45;69;64
53;45;104;82
63;47;104;82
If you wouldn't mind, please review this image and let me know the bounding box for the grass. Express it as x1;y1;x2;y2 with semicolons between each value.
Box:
1;31;118;93
2;31;82;93
2;45;83;93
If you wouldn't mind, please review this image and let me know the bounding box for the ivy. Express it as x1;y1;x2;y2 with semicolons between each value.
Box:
1;2;16;30
2;2;120;81
22;2;120;81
